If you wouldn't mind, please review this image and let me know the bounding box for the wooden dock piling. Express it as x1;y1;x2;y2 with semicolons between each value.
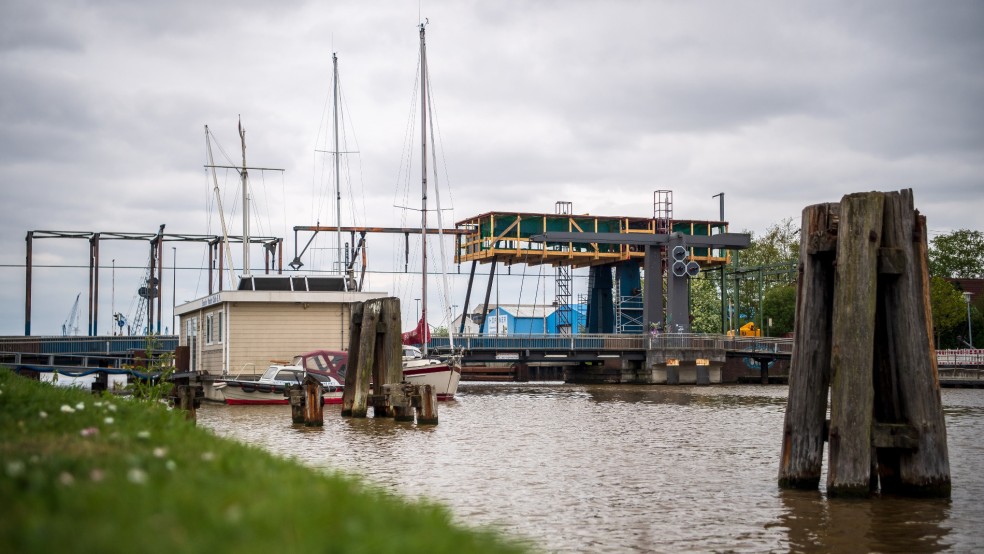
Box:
779;202;837;490
286;384;305;424
778;190;950;497
303;374;324;427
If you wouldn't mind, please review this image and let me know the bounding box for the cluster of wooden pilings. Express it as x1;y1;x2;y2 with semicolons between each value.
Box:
779;189;950;497
341;297;438;425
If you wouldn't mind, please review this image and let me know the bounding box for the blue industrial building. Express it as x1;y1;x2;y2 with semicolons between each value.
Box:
478;303;588;335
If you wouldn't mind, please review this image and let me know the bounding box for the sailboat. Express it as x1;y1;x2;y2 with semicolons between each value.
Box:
400;22;461;400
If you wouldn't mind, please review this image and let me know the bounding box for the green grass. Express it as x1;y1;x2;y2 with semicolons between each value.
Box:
0;368;530;554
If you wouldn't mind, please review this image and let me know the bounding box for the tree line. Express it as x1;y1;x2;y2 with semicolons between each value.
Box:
689;221;983;349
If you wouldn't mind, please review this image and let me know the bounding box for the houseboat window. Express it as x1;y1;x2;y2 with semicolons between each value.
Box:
205;312;223;345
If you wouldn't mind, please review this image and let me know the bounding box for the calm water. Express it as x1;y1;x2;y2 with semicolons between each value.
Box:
198;384;984;553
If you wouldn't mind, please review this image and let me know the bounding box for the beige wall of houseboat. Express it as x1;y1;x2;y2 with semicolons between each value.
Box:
176;290;387;376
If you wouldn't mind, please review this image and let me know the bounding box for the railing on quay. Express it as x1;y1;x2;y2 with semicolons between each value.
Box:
0;335;179;355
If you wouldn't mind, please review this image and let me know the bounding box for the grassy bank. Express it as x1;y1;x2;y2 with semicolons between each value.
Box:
0;368;529;553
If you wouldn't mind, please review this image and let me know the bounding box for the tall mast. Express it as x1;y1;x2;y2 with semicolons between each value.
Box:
239;117;250;278
333;52;346;290
419;22;429;356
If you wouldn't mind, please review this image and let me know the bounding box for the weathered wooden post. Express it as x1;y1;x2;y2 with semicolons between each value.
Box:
827;191;884;496
303;374;324;427
388;384;415;422
873;190;950;496
371;297;404;418
286;384;305;424
168;372;203;424
343;300;379;418
417;384;439;425
779;202;838;489
341;301;364;417
778;189;950;498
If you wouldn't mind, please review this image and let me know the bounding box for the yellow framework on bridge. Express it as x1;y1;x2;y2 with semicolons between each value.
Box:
455;211;731;269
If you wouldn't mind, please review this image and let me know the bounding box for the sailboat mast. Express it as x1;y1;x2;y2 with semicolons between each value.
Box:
333;53;346;290
419;23;429;356
239;118;250;278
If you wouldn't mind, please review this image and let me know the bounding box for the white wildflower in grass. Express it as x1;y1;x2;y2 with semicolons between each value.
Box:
60;404;75;413
59;472;75;486
224;504;243;523
165;460;177;471
93;401;104;407
39;411;48;419
137;430;151;440
127;468;148;485
153;447;167;458
6;460;25;477
201;452;215;462
89;468;105;482
107;404;117;412
80;427;99;437
104;416;114;425
75;401;85;411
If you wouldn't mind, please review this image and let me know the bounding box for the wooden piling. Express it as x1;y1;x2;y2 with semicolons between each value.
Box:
371;297;403;418
343;300;379;418
779;189;950;498
386;384;415;422
303;374;324;427
874;190;950;496
286;385;305;424
176;385;198;423
341;301;364;417
828;191;884;496
779;202;838;489
417;384;439;425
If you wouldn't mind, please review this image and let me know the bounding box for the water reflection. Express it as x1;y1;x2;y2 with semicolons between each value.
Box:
198;384;984;553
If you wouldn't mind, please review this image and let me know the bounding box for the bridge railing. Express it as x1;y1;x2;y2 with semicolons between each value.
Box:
431;334;647;352
429;333;798;353
723;336;794;355
936;349;984;367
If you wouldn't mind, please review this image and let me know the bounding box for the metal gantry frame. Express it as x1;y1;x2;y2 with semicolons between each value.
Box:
24;228;283;336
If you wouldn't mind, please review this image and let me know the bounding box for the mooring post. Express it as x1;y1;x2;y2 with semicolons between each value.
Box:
371;297;403;417
342;301;366;417
779;202;838;489
349;300;381;417
417;384;439;425
286;384;305;424
303;374;323;427
827;191;884;497
177;384;198;423
874;190;950;496
390;384;414;422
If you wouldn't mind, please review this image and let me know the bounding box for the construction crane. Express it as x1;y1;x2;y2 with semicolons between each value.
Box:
62;293;81;336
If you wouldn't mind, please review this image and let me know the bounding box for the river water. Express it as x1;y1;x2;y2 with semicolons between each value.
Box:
197;384;984;553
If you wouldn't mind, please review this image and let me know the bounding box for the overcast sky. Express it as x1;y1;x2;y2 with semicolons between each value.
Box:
2;0;982;336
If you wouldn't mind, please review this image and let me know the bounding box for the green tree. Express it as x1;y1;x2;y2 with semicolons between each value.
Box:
689;277;721;334
725;218;799;332
929;276;971;348
739;217;800;267
762;285;796;337
929;229;984;278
